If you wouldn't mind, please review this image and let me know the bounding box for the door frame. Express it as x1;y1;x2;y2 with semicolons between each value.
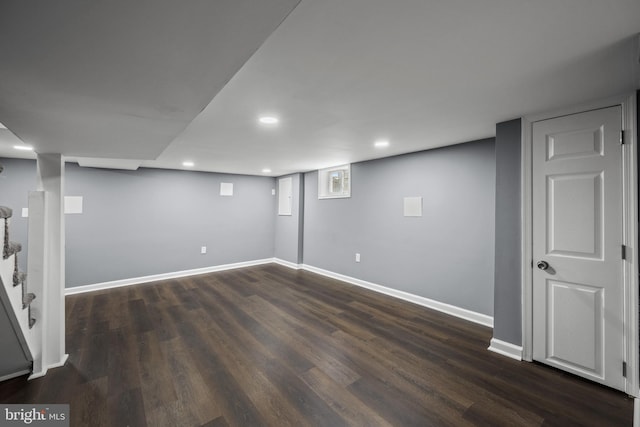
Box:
521;92;638;396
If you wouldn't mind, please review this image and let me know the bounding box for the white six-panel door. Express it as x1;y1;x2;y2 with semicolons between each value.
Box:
532;106;625;391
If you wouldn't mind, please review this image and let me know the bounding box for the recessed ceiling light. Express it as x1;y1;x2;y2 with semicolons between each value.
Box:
13;145;33;151
182;161;194;167
374;140;390;148
262;168;272;173
258;116;279;125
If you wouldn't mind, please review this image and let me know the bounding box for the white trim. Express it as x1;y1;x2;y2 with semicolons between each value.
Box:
634;35;640;89
634;398;639;427
488;338;523;361
28;369;47;380
298;263;493;327
0;369;31;383
622;91;638;397
523;93;634;124
64;259;274;295
273;258;302;270
318;164;351;199
521;115;533;362
51;353;69;369
64;256;492;329
521;92;638;396
29;353;68;380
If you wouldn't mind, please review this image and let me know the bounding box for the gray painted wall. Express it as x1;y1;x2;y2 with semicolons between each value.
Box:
274;173;304;264
0;158;277;288
0;158;32;378
492;119;522;345
65;164;276;287
4;138;497;319
0;158;36;273
303;139;496;316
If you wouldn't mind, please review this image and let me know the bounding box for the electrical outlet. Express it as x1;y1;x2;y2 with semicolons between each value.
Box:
355;253;361;262
201;246;207;254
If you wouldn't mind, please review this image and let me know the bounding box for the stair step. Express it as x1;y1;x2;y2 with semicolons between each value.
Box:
23;293;35;309
3;241;22;260
13;271;27;287
27;304;36;329
0;206;11;219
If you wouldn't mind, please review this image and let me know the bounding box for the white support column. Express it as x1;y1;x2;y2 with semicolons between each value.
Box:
34;154;68;376
26;191;46;377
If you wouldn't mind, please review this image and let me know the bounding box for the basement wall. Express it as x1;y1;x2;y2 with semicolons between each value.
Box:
302;139;496;316
0;159;277;288
0;158;35;273
274;173;304;265
492;119;523;345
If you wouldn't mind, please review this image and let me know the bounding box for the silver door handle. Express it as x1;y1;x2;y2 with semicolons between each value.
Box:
537;260;549;270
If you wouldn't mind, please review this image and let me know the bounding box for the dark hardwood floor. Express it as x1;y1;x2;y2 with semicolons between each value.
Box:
0;264;633;426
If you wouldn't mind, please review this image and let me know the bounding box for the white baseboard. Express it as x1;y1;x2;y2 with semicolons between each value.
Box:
488;338;523;360
65;259;274;295
289;263;493;328
29;370;46;380
0;369;30;383
29;353;69;380
64;259;494;329
273;258;302;270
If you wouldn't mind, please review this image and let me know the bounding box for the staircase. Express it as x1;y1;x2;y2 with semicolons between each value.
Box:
0;161;36;380
2;208;36;328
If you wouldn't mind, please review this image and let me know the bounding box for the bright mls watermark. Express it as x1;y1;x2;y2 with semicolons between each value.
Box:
1;405;68;426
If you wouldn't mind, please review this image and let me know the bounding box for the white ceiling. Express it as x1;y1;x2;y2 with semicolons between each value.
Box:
0;0;300;163
1;0;639;177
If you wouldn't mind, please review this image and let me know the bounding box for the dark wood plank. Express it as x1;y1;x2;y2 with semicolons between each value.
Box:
134;331;178;413
106;326;142;397
151;335;221;426
201;416;230;427
298;367;393;426
0;264;633;426
128;299;154;335
107;387;147;427
69;377;109;427
243;295;361;386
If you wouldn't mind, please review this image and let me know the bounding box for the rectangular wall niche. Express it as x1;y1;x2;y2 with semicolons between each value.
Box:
318;164;351;199
404;196;423;217
278;177;293;216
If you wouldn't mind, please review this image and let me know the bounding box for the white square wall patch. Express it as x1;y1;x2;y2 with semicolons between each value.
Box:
64;196;83;214
220;182;234;196
404;196;422;217
278;177;293;216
